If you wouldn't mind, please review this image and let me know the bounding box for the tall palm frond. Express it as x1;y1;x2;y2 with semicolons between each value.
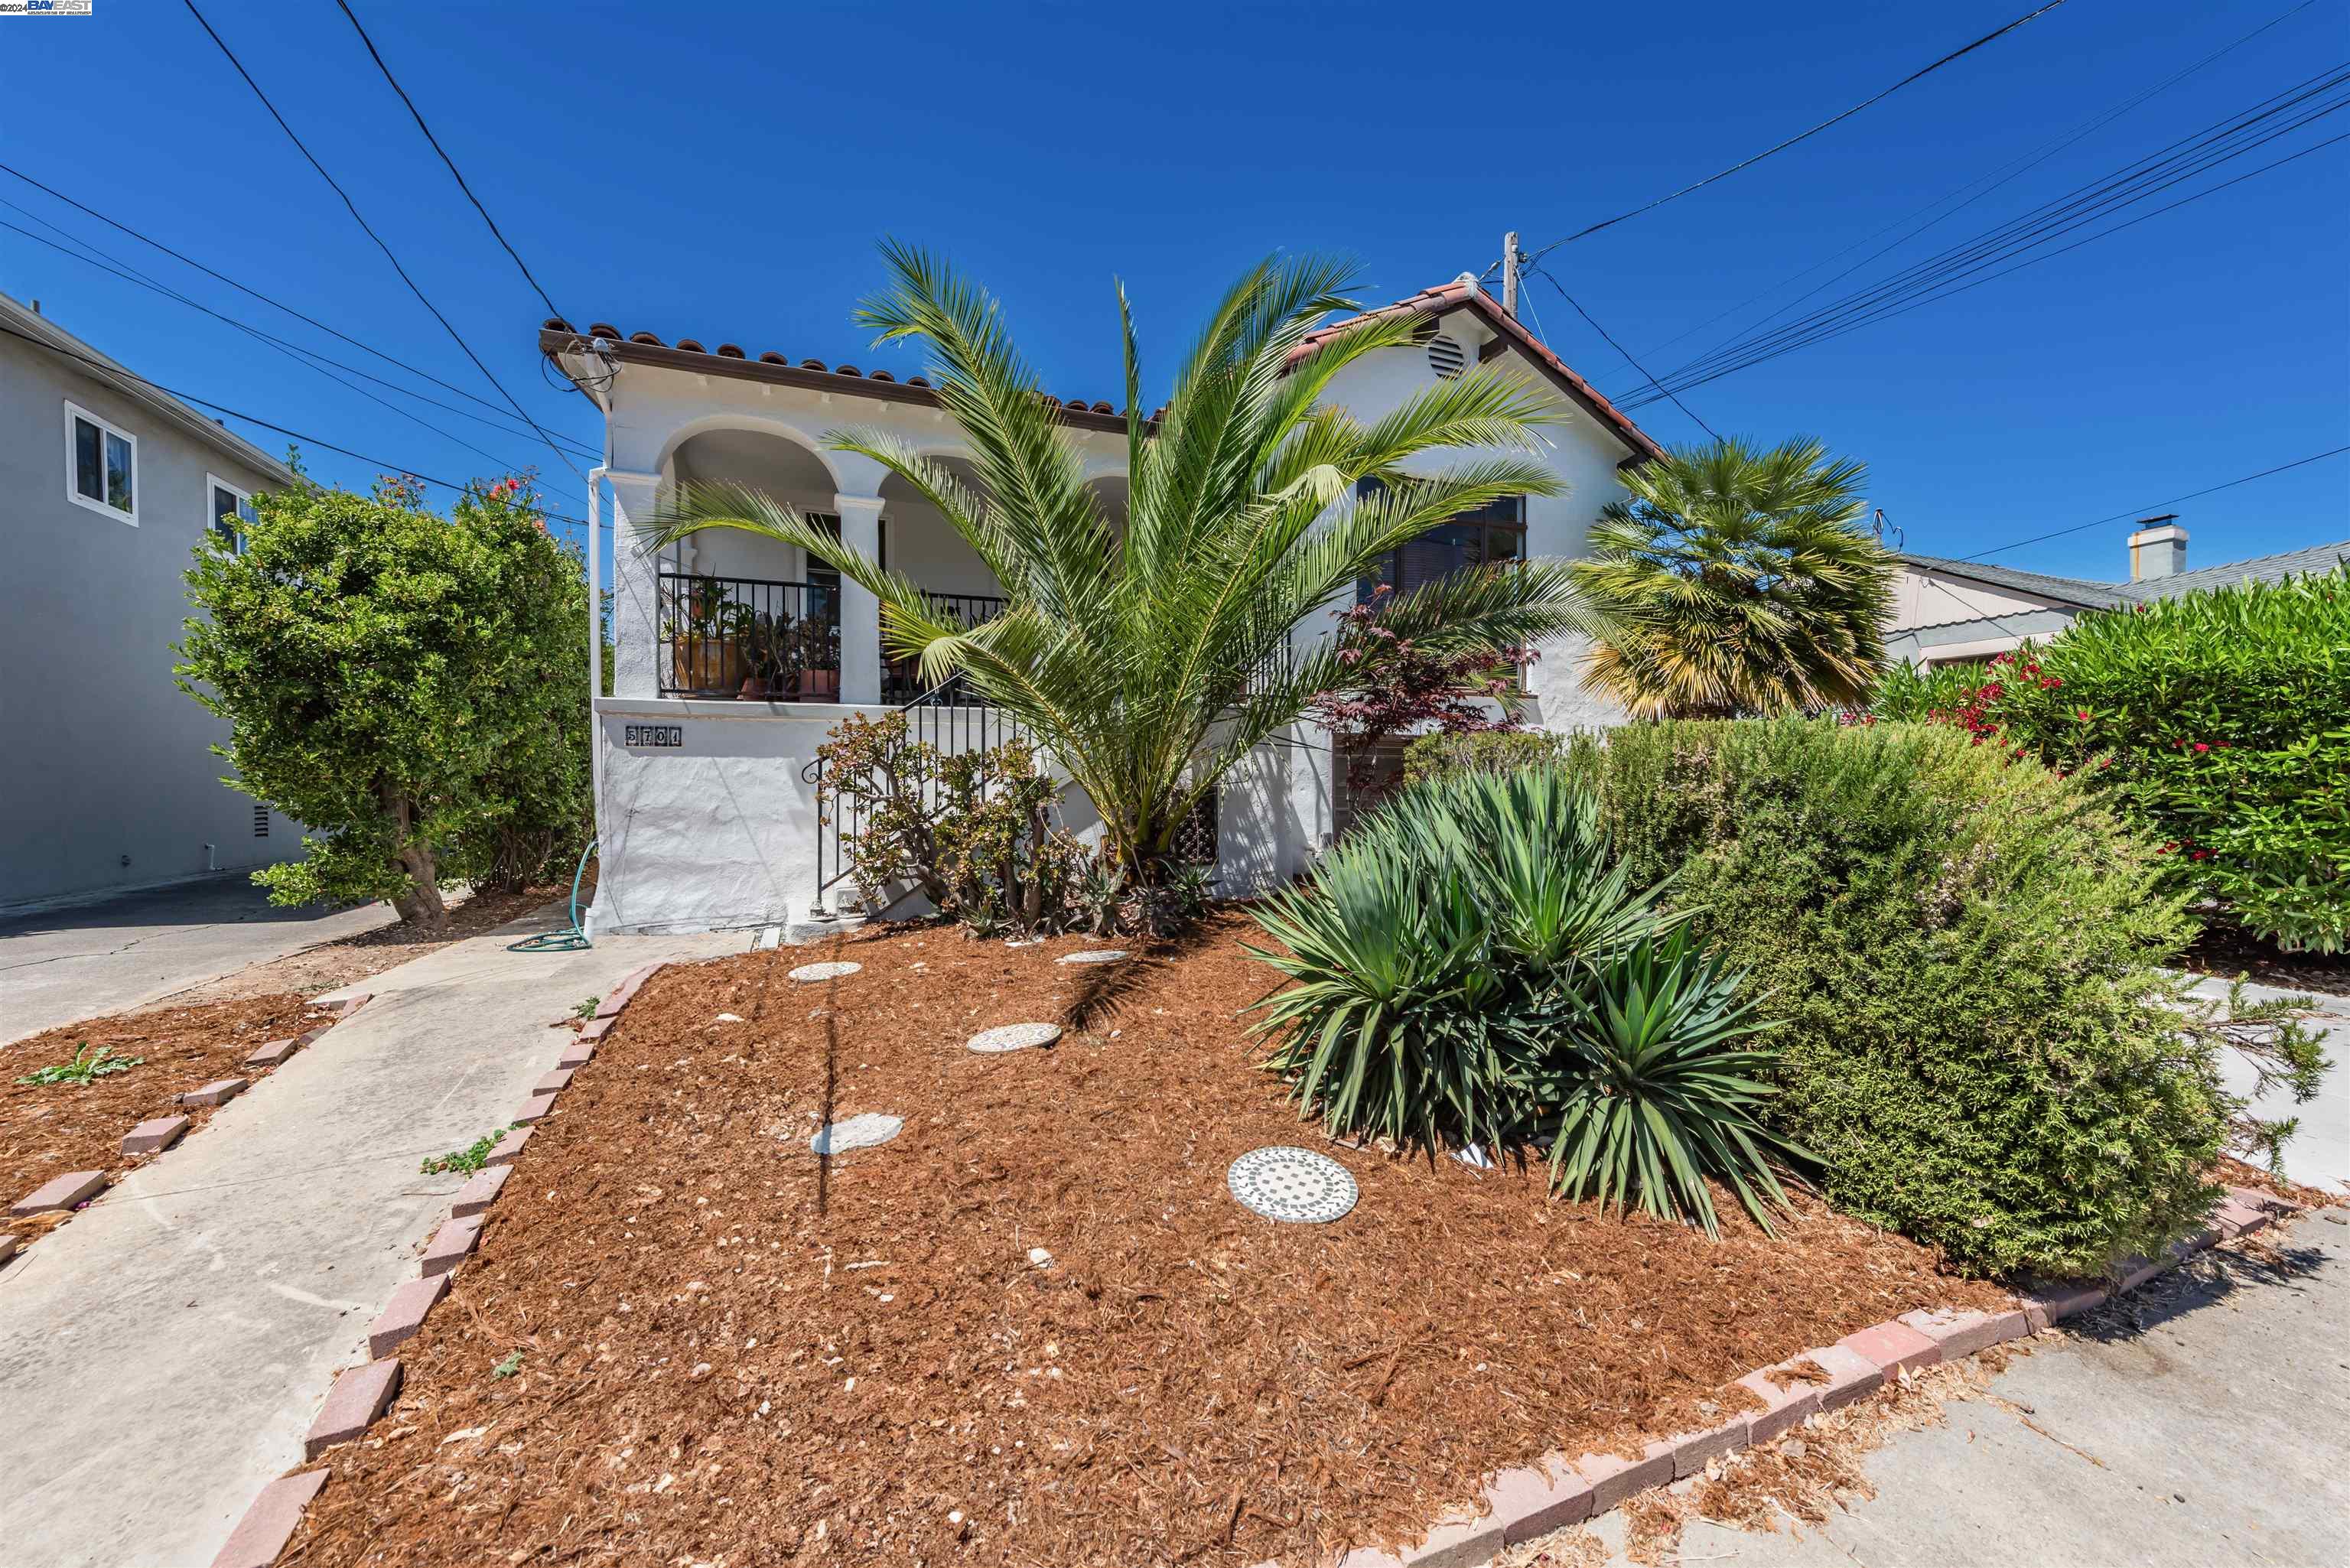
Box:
649;242;1612;877
1570;437;1895;719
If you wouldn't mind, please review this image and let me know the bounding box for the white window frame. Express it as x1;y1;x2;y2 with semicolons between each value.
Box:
64;400;139;524
207;473;257;554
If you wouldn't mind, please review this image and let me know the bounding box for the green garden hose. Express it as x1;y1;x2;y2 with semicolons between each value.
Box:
507;838;595;952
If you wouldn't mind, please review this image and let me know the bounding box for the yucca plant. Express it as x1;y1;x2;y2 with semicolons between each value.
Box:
1248;768;1805;1231
649;242;1612;883
1538;929;1802;1237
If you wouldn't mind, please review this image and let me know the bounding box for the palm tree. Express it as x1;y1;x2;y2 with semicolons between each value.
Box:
1570;438;1894;718
649;242;1610;882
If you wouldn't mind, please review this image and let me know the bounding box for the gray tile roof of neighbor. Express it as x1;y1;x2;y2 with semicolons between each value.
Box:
2121;539;2350;600
1897;553;2134;611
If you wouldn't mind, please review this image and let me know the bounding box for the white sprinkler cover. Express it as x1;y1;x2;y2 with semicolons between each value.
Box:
1227;1146;1359;1224
1056;949;1128;965
966;1023;1062;1053
788;961;862;984
809;1113;903;1155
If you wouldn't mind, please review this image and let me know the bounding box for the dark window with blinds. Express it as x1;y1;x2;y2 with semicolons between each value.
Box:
1356;481;1526;603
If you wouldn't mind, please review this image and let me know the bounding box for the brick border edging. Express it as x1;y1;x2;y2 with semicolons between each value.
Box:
3;995;372;1255
1306;1183;2310;1568
206;965;665;1568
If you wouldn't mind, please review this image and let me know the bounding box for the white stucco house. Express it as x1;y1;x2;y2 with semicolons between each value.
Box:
541;275;1665;936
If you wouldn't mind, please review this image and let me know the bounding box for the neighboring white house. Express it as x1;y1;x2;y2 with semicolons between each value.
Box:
0;291;298;909
541;275;1665;935
1888;516;2350;667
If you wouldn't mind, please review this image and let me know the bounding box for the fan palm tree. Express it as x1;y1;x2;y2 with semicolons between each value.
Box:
1570;438;1894;718
649;242;1611;883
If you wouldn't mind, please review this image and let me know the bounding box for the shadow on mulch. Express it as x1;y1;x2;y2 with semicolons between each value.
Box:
285;911;2016;1568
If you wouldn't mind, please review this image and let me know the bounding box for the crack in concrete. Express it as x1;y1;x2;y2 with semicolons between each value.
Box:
0;922;226;975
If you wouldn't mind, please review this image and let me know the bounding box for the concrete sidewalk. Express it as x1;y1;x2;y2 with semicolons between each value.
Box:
0;876;395;1046
0;909;745;1568
1574;1212;2348;1568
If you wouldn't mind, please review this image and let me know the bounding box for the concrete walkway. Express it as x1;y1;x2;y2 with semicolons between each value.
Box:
2186;975;2350;1197
0;876;395;1046
1578;1212;2349;1568
0;906;745;1568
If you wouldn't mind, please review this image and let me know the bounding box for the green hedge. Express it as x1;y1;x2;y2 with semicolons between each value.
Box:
1560;719;2226;1278
1878;565;2350;954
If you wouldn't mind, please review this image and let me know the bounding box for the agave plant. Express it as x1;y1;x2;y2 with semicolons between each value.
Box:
649;242;1612;883
1538;929;1803;1237
1248;767;1805;1232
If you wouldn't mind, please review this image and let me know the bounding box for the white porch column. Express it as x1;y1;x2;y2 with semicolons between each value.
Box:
833;492;886;705
605;469;666;699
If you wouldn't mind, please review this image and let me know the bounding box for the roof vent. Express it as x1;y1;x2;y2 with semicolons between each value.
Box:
1425;333;1466;380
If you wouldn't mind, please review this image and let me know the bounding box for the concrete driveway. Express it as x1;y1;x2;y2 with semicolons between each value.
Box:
1568;1213;2348;1568
0;877;395;1046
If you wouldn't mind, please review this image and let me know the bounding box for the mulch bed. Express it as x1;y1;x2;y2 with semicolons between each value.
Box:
285;911;2009;1567
2;993;318;1244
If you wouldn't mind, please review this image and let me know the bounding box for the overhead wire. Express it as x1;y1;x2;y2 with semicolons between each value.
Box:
1616;64;2350;405
1626;0;2322;369
330;0;570;324
1957;446;2350;563
1522;2;2073;261
0;156;562;425
177;0;588;487
0;204;598;476
1525;265;1720;442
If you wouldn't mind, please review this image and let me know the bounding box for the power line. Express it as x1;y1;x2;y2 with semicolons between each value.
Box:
0;205;597;470
1958;446;2350;563
1626;0;2322;370
330;0;568;323
1616;67;2350;405
0;318;594;533
177;0;587;487
1522;2;2072;261
1526;265;1720;442
0;156;563;426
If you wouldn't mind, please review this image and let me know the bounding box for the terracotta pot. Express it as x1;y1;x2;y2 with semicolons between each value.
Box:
670;636;745;694
799;669;840;701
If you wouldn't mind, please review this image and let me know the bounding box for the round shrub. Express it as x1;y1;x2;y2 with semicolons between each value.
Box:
1564;718;2227;1279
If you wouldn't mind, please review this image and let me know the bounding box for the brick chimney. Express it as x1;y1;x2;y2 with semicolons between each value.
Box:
2127;514;2186;581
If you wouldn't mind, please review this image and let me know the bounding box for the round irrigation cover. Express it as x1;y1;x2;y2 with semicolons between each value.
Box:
1056;949;1128;965
788;961;862;984
966;1022;1062;1053
809;1113;902;1156
1227;1146;1359;1225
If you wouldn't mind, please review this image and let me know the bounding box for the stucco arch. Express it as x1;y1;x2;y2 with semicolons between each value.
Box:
650;412;849;494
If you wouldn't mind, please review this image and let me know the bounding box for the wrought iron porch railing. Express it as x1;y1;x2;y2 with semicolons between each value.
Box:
882;592;1008;705
658;571;841;700
801;679;1025;917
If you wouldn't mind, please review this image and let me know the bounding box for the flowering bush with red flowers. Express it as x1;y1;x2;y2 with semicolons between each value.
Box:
1871;565;2350;955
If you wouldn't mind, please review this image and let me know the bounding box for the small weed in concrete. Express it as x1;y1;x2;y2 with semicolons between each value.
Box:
422;1126;513;1176
492;1350;524;1378
572;996;601;1019
16;1044;142;1087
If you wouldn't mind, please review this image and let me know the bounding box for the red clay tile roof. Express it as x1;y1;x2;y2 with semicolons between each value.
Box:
542;288;1657;459
1287;281;1664;465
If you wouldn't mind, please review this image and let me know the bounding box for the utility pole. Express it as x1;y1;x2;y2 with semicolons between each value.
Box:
1501;231;1519;317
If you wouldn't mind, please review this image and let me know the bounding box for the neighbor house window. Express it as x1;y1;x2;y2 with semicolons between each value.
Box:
209;475;257;554
67;402;138;522
1356;480;1525;603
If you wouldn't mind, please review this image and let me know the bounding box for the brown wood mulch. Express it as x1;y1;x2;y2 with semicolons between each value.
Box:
2178;922;2350;997
285;911;2009;1568
2;992;320;1242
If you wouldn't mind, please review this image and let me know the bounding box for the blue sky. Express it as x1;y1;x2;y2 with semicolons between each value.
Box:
5;0;2344;584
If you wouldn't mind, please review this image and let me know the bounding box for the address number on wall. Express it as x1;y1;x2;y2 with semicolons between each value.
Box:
623;724;684;749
